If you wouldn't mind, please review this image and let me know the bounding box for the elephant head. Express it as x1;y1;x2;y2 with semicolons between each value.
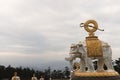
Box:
65;43;94;72
65;43;84;71
70;43;86;54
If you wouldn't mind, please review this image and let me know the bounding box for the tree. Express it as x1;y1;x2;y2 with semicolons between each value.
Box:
63;66;70;79
114;58;120;73
0;65;5;79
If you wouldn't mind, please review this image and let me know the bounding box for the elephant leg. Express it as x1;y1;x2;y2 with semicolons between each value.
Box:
86;58;94;72
104;57;114;71
80;58;86;72
97;58;104;72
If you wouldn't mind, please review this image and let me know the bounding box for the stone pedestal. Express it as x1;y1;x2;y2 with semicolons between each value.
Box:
72;71;120;80
72;76;120;80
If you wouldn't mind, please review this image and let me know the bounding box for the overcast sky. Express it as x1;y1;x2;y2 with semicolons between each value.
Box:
0;0;120;70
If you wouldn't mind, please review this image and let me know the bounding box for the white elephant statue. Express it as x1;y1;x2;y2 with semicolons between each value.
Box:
65;41;114;72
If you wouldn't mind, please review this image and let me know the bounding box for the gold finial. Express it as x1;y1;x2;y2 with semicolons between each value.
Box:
80;20;104;37
84;20;98;37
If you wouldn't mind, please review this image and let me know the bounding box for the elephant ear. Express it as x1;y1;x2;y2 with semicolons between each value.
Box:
76;44;80;50
77;44;86;54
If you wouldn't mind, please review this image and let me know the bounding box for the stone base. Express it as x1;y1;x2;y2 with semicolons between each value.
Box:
74;71;119;77
71;71;120;80
72;76;120;80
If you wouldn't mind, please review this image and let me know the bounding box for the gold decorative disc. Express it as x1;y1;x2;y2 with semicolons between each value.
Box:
84;20;98;33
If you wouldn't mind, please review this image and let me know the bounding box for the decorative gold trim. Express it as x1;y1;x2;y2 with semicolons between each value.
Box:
74;71;119;77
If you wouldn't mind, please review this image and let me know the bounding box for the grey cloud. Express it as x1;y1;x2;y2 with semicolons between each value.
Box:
0;29;48;53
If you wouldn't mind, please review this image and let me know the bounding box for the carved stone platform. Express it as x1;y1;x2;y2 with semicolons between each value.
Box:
72;71;120;80
72;76;120;80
